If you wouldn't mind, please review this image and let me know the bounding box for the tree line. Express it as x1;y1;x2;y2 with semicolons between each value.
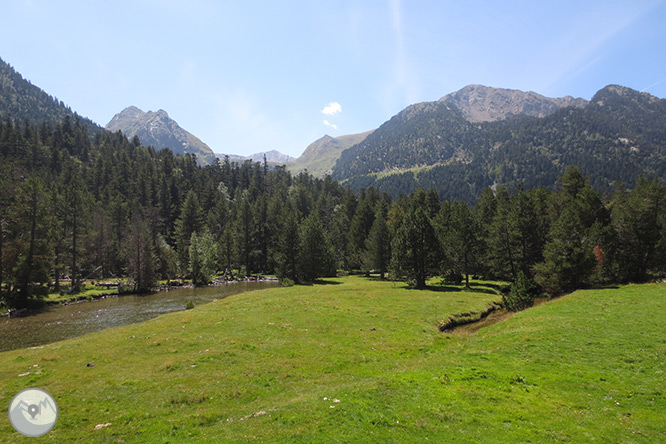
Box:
1;117;665;309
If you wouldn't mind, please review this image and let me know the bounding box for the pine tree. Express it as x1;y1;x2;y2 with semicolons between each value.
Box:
189;231;217;286
535;169;610;295
125;213;156;293
611;177;666;282
488;186;517;279
298;214;336;282
447;201;482;288
174;189;203;275
390;204;439;289
502;271;535;312
234;193;255;276
349;190;377;268
534;205;596;294
363;201;391;279
275;205;300;283
155;234;178;281
11;175;51;305
63;167;90;293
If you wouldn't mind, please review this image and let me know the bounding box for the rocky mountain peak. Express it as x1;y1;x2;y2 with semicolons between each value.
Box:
591;84;662;106
440;85;588;122
105;106;216;166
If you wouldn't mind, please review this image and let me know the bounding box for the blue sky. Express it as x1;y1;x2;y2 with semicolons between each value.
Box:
2;0;665;157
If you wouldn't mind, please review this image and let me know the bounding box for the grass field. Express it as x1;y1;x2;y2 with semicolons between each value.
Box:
1;276;665;443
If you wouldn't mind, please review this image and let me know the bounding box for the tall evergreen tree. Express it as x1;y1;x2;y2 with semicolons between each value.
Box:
446;201;483;287
174;189;203;275
390;204;439;289
535;168;609;295
125;213;156;293
11;175;51;304
298;214;336;282
275;204;300;283
234;193;255;276
610;177;666;282
189;231;217;286
363;201;391;279
63;167;90;292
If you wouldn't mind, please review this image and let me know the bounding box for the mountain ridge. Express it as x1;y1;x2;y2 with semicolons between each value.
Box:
214;150;294;165
287;130;374;177
106;106;217;166
439;84;588;122
332;84;666;202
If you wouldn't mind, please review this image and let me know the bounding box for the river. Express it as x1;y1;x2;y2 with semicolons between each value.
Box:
0;281;277;353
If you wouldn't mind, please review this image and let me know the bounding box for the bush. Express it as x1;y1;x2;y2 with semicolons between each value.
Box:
503;272;535;312
280;278;295;287
185;299;195;310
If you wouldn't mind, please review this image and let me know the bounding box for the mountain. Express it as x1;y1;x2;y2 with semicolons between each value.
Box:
0;57;101;134
288;130;374;177
439;84;587;122
332;85;666;202
106;106;216;166
248;150;294;163
214;150;294;164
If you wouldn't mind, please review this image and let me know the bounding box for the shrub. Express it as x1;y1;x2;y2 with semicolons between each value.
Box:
503;272;535;312
280;278;295;287
185;300;195;310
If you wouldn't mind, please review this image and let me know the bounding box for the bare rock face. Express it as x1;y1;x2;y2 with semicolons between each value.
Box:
440;84;588;122
106;107;217;165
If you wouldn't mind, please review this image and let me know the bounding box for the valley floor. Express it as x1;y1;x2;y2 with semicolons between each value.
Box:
0;276;664;443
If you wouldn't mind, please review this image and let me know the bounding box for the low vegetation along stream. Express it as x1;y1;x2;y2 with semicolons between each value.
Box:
0;281;277;352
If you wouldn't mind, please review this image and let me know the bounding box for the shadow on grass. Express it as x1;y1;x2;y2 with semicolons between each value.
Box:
475;282;510;292
297;279;343;286
363;275;391;282
403;285;500;295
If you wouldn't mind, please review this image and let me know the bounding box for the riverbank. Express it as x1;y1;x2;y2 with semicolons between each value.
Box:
2;277;663;442
2;276;280;318
0;280;279;352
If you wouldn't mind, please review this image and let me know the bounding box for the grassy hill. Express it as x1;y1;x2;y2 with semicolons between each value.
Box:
288;131;373;177
1;276;664;442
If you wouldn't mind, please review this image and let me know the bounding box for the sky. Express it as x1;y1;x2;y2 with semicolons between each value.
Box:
1;0;665;158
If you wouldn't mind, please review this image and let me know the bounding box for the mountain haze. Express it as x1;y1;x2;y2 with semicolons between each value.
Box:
106;107;217;165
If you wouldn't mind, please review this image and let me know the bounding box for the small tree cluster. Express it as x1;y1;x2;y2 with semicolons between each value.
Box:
502;271;535;312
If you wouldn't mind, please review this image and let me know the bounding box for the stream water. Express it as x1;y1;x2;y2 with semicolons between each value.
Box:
0;281;277;352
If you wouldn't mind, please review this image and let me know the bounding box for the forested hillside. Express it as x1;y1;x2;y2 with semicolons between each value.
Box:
0;57;101;136
333;85;666;202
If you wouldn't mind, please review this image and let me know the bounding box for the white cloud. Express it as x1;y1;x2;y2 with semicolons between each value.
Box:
323;120;337;130
321;102;342;115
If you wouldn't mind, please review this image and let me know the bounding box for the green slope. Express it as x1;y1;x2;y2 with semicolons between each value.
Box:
288;131;373;177
1;277;664;442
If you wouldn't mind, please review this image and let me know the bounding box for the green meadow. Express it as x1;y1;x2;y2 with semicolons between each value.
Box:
1;276;665;443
